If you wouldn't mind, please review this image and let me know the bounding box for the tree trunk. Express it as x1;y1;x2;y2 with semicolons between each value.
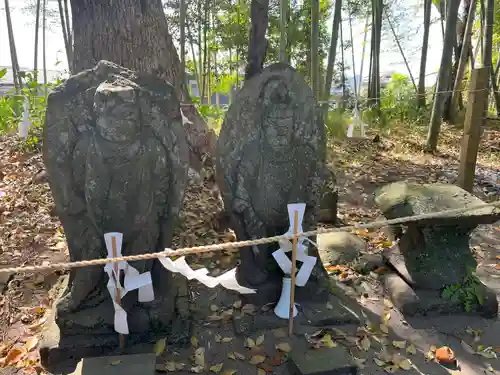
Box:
63;0;72;51
70;0;184;98
323;0;342;107
311;0;320;99
5;0;22;90
424;0;460;152
69;0;216;169
449;0;476;123
34;0;41;82
57;0;72;70
279;0;288;63
483;0;499;115
42;0;47;88
369;0;382;112
417;0;432;107
245;0;270;81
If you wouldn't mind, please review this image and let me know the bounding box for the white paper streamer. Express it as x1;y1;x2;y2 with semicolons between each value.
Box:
18;97;31;140
104;232;155;335
272;203;318;287
158;255;256;294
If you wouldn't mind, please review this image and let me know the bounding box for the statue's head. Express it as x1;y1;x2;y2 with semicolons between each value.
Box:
93;81;140;142
259;77;295;151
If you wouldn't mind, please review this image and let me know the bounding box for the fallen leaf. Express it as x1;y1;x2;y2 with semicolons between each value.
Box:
257;369;266;375
222;337;233;343
209;363;224;373
382;309;391;323
359;336;370;351
275;342;291;353
194;347;205;367
435;346;455;364
233;300;242;309
383;298;393;308
221;370;237;375
326;301;333;310
215;334;222;343
24;337;38;352
383;364;398;373
164;361;185;371
109;359;121;366
352;357;366;369
228;352;245;361
406;344;417;355
190;365;205;373
155;338;167;356
245;338;256;348
321;334;338;348
248;355;265;365
461;340;476;354
392;340;406;349
398;358;413;370
210;304;219;312
255;334;265;346
373;357;386;367
379;324;389;335
4;347;27;366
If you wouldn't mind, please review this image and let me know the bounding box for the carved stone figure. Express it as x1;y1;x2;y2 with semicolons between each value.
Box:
41;61;190;359
217;63;328;303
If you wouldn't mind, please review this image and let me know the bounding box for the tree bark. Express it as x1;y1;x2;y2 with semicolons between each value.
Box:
34;0;41;82
323;0;342;105
5;0;22;90
425;0;460;152
245;0;270;81
57;0;72;71
417;0;431;107
70;0;184;99
311;0;320;99
449;0;476;123
69;0;216;169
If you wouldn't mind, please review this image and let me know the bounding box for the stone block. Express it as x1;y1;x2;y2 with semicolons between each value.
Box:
71;353;156;375
288;344;358;374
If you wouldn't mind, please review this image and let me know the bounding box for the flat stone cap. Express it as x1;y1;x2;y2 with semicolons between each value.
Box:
374;182;500;225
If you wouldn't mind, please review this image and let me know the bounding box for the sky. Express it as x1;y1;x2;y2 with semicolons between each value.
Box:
0;0;445;84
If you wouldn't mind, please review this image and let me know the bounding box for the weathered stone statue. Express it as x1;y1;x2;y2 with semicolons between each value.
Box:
41;61;190;361
217;63;329;304
376;182;500;317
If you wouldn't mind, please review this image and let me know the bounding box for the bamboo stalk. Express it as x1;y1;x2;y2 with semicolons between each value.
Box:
288;210;299;337
111;236;125;349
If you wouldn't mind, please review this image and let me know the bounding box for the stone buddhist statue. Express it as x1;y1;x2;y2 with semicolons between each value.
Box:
217;63;328;303
41;61;190;360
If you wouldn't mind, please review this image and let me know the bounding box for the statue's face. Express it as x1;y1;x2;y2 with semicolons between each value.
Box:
262;80;294;150
94;83;139;143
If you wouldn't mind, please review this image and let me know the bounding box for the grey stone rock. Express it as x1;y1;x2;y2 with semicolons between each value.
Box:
217;63;329;303
375;182;500;289
42;61;191;359
352;253;385;274
317;232;367;266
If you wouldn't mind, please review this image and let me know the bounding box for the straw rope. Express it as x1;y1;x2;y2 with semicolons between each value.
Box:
0;200;498;275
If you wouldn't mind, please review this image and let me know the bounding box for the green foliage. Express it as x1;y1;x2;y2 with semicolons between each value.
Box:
324;109;350;137
0;71;60;150
196;104;225;134
442;273;485;313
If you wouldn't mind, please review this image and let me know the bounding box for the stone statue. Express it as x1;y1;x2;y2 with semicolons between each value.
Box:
217;63;328;303
41;61;190;359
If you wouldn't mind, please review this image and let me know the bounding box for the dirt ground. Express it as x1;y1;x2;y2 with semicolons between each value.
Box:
0;124;500;375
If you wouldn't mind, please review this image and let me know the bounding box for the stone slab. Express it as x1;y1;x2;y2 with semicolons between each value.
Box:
73;353;156;375
288;344;358;375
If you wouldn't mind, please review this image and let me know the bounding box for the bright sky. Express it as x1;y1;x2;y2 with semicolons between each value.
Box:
0;0;444;83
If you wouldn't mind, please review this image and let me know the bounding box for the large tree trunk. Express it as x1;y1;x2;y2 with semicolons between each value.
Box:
417;0;432;107
70;0;216;169
245;0;270;81
424;0;460;152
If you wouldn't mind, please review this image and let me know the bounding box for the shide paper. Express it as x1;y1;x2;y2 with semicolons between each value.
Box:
272;203;318;287
104;232;155;335
159;255;256;294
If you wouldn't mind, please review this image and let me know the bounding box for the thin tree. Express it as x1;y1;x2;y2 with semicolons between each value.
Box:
279;0;288;62
42;0;47;88
483;0;499;115
425;0;460;152
417;0;431;107
4;0;23;90
322;0;342;113
311;0;320;99
33;0;41;82
449;0;476;123
57;0;72;71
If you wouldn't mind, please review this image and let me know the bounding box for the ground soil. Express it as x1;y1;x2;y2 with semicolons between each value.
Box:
0;124;500;375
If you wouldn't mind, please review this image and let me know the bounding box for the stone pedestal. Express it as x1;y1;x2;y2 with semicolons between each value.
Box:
375;182;500;317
